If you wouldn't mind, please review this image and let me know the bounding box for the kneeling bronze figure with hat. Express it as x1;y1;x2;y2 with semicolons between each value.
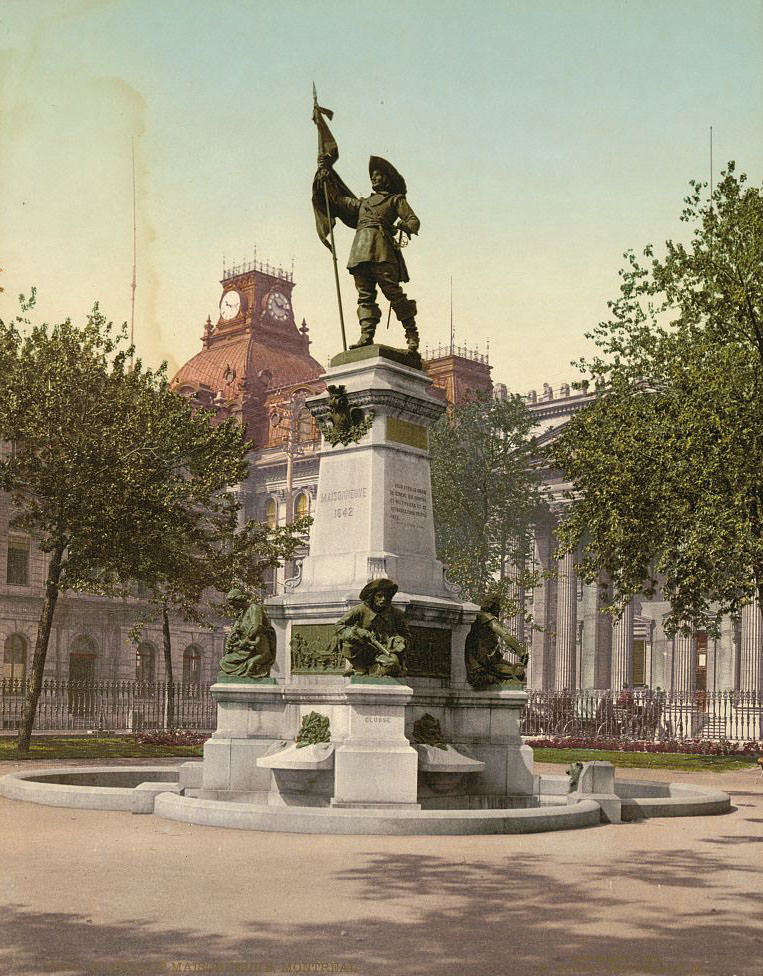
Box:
331;578;412;678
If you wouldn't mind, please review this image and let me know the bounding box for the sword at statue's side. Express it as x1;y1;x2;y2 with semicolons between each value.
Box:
312;84;347;352
385;227;406;332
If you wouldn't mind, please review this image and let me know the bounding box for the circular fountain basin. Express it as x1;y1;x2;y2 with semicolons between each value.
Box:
0;765;731;834
0;767;180;812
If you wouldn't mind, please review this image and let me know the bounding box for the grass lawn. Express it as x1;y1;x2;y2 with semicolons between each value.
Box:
0;737;757;771
0;736;205;761
533;747;759;772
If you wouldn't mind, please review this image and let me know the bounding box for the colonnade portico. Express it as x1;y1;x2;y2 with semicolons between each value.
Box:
525;510;762;693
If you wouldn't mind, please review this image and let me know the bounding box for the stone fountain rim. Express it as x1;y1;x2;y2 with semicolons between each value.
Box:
0;765;732;834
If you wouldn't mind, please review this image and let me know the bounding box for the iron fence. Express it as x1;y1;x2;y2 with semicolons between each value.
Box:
520;688;763;743
1;678;216;732
3;679;762;742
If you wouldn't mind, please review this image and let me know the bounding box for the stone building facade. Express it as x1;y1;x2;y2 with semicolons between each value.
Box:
0;259;492;690
1;258;324;692
522;382;762;695
0;484;226;690
3;256;760;697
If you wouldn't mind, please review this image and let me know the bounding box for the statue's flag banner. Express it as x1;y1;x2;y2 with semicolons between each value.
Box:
312;99;357;250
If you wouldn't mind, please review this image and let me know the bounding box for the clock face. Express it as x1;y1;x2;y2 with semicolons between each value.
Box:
220;290;241;321
267;290;291;322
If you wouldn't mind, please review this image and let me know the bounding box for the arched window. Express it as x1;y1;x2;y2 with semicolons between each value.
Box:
3;634;27;684
265;498;277;528
295;492;309;519
183;645;203;686
68;635;98;684
136;642;155;684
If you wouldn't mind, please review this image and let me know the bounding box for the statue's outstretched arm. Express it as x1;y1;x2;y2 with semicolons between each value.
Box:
488;618;529;662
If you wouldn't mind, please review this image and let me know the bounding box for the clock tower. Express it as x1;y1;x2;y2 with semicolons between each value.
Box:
213;259;309;358
173;257;323;446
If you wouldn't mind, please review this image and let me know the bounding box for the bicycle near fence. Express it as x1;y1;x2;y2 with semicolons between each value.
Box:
520;688;763;742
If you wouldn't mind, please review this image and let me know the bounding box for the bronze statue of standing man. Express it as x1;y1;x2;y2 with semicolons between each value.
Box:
312;89;421;355
317;155;420;353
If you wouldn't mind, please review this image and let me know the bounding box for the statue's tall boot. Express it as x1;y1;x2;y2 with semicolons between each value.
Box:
402;319;420;353
350;310;379;349
393;299;419;353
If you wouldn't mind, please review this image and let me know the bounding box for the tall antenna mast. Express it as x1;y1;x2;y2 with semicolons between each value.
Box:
130;137;137;364
449;275;454;354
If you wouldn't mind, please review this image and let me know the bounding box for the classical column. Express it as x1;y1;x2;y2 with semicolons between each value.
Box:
610;601;634;691
648;614;669;691
529;516;556;689
739;596;763;692
713;616;737;692
501;551;525;644
672;631;696;693
555;551;577;690
580;580;611;689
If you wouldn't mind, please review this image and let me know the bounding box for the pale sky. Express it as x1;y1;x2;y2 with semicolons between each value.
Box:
1;0;761;394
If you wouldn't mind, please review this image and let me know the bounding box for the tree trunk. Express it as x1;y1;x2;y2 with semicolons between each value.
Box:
162;605;174;730
17;543;65;753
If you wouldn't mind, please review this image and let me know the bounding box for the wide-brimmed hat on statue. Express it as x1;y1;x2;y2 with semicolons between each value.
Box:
369;156;407;195
359;577;399;603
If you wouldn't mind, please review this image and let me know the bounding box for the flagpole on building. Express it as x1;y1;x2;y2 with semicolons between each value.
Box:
313;84;347;351
130;137;137;368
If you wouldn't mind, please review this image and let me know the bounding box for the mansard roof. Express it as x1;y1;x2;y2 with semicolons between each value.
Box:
172;333;322;400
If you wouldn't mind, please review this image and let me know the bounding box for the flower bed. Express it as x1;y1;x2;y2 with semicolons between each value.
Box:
133;729;209;747
524;735;762;756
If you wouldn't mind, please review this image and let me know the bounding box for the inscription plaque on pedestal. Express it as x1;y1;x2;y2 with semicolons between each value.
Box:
407;626;451;679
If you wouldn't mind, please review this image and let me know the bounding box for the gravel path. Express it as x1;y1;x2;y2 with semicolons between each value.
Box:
1;760;761;976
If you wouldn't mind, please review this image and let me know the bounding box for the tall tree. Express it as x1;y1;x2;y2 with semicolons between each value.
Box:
429;394;543;613
0;297;276;751
551;164;763;636
129;514;310;727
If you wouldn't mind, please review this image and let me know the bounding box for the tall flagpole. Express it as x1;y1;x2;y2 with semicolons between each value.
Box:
449;275;454;353
313;84;347;351
130;137;137;367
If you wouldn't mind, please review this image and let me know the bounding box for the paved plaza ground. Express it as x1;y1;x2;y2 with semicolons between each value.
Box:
1;758;761;976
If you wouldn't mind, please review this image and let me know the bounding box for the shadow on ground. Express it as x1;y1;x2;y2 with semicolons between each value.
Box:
2;842;760;976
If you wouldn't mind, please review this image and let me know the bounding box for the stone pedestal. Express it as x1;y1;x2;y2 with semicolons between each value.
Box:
297;346;453;599
451;688;534;797
200;682;285;799
332;681;420;809
266;348;479;690
569;760;621;823
197;349;537;813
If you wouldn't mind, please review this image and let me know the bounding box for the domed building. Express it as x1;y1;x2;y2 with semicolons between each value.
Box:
171;259;326;594
173;260;323;439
